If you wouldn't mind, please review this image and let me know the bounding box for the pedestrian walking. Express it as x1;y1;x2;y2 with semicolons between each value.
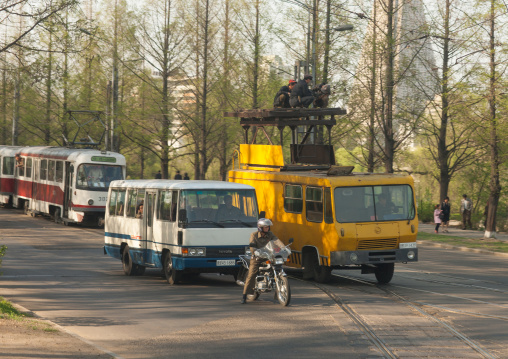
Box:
434;204;442;233
460;194;473;229
441;197;451;233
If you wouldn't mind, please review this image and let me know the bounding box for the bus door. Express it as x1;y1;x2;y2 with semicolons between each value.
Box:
142;191;156;265
63;163;73;217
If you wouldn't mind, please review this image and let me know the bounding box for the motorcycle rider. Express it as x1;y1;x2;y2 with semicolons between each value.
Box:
241;218;279;304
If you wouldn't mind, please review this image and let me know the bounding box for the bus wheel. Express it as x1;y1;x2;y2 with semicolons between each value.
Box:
122;245;136;276
163;252;181;285
374;263;394;284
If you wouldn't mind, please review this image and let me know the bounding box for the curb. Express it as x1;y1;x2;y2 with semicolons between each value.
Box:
417;240;508;258
7;300;123;359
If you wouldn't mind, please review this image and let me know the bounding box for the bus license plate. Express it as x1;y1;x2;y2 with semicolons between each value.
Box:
216;260;235;266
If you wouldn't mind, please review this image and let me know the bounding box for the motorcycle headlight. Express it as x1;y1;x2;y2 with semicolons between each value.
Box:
275;257;284;265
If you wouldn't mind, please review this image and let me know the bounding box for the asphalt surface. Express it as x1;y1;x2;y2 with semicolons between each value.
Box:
418;221;508;242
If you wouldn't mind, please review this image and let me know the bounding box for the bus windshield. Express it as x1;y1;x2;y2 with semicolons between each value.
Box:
179;189;258;228
334;185;415;223
76;164;123;191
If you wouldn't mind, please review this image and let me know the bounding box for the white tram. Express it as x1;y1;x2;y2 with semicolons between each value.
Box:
0;146;126;226
104;180;259;284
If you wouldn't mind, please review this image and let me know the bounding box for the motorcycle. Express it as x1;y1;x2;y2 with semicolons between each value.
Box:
236;238;293;306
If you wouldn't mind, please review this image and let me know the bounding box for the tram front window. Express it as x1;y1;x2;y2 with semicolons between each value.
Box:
76;164;123;191
334;185;415;223
179;189;258;228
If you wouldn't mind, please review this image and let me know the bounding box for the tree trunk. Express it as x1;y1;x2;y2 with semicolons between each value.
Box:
438;0;451;202
484;0;500;238
383;0;395;173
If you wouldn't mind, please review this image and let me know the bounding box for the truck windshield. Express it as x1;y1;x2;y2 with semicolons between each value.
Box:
76;164;123;191
179;189;258;228
334;185;415;223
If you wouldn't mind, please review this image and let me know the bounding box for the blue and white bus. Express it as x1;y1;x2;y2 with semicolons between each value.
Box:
104;180;260;284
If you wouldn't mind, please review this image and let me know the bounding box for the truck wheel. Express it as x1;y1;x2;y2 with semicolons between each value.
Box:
375;263;394;284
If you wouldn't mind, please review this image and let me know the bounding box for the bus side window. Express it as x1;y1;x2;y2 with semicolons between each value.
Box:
127;190;137;218
306;187;323;223
117;190;126;216
171;191;178;221
56;161;63;183
158;190;173;221
324;187;333;224
284;184;303;213
109;190;118;215
40;159;47;180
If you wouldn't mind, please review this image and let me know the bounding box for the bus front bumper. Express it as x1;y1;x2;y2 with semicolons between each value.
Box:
330;248;418;266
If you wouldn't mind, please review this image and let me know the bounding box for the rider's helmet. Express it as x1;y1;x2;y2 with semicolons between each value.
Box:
257;218;273;232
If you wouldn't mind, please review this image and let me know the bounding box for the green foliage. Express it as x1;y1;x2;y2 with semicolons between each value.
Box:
416;189;435;223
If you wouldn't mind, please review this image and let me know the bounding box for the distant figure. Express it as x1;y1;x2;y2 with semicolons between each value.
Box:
312;83;331;108
441;197;451;233
460;194;473;230
174;170;182;180
183;172;190;180
15;154;24;168
290;74;314;108
136;203;144;219
273;79;297;108
155;170;162;179
434;204;442;233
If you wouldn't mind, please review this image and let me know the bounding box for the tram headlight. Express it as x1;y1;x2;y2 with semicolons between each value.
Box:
349;252;358;263
407;250;415;260
88;199;94;205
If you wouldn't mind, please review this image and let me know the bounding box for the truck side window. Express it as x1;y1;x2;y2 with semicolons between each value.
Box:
284;184;303;213
306;187;323;223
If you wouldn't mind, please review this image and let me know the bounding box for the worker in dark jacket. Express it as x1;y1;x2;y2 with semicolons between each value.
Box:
241;218;278;304
273;79;297;108
290;74;314;108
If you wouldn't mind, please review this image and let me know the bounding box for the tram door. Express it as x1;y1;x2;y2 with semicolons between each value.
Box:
32;159;39;211
143;191;156;265
63;163;73;217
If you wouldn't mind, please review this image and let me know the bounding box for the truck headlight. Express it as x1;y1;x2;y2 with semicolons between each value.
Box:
407;250;415;260
349;252;358;263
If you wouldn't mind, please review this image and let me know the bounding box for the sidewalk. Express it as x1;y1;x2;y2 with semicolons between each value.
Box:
418;221;508;242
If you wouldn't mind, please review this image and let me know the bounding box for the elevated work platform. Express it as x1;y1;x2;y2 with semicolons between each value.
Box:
225;107;347;166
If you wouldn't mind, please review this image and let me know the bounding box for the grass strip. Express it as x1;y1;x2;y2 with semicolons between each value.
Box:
417;232;508;253
0;297;29;320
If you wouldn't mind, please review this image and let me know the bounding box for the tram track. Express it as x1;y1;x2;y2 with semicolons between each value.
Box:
327;273;499;359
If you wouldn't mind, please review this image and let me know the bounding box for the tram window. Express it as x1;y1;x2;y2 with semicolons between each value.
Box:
48;160;55;182
40;160;47;180
324;187;333;224
306;187;323;223
284;184;303;213
109;190;118;215
158;190;176;221
56;161;63;183
24;158;32;178
2;157;14;175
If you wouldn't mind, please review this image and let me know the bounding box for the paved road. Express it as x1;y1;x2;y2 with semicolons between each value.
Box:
1;207;508;358
418;222;508;242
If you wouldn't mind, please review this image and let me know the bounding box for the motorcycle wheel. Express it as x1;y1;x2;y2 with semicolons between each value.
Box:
276;275;291;306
